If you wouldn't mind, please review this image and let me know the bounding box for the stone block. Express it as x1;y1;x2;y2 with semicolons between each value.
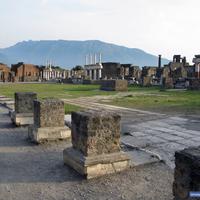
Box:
12;92;37;126
28;99;71;143
63;110;130;179
33;99;65;128
15;92;37;114
28;125;71;143
173;146;200;200
142;76;152;86
71;110;121;156
189;78;200;90
11;111;33;126
100;80;128;91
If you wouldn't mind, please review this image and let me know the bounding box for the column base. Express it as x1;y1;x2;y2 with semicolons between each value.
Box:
11;111;33;126
63;147;130;179
28;125;71;143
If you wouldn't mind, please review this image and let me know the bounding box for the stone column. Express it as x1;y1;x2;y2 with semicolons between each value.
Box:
63;110;130;179
93;69;97;80
173;146;200;200
28;99;71;143
11;92;37;126
99;69;102;79
89;70;92;80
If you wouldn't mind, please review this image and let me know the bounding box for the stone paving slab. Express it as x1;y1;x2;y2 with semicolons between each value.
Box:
63;97;200;169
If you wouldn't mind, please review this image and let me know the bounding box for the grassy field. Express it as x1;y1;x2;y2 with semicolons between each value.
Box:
107;85;200;114
0;83;114;114
0;83;200;114
0;83;115;98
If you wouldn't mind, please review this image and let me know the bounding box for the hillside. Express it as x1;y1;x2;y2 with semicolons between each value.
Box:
0;40;169;68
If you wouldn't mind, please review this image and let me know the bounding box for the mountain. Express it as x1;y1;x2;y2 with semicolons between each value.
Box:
0;40;170;68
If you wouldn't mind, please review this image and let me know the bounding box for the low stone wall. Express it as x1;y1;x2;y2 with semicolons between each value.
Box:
100;80;128;91
63;110;130;179
82;80;102;85
189;78;200;90
173;146;200;200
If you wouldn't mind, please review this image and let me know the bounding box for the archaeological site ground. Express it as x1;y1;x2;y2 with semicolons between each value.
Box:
0;83;199;200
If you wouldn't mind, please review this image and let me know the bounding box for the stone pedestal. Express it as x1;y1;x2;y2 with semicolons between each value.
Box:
63;110;130;179
173;146;200;200
11;92;37;126
28;99;71;143
100;80;128;91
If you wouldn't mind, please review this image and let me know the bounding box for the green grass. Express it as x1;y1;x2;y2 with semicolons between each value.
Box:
0;83;115;114
0;83;200;115
64;104;84;114
0;83;116;99
107;87;200;114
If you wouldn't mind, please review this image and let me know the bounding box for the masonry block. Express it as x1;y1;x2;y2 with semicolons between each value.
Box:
11;92;37;126
173;146;200;200
63;110;130;179
100;80;128;91
28;99;70;143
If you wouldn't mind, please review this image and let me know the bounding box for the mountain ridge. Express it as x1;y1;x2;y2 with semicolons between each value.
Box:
0;40;170;68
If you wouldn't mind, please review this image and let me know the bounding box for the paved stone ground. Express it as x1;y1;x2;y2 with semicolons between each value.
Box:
63;96;200;169
0;105;173;200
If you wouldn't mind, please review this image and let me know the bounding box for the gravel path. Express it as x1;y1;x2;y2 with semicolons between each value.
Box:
0;106;174;200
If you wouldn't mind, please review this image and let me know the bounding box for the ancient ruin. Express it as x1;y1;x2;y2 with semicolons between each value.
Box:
11;92;37;126
100;79;128;91
63;110;130;179
28;99;71;143
173;146;200;200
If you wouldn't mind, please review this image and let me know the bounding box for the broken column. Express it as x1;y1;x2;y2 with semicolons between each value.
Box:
63;110;130;179
11;92;37;126
173;146;200;200
28;99;71;143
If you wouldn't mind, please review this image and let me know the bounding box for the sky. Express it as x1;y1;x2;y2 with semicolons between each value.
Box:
0;0;199;62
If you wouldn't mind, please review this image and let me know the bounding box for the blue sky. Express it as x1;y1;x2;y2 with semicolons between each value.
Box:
0;0;199;62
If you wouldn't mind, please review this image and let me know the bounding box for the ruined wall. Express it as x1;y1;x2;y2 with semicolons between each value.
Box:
0;64;11;82
102;62;121;79
11;63;40;82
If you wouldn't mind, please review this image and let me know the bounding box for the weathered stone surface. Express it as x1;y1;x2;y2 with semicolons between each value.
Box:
100;80;128;91
29;98;70;143
63;148;129;179
189;78;200;90
34;99;65;128
173;146;200;200
11;111;33;126
15;92;37;114
64;110;130;179
162;77;174;89
28;125;71;143
71;110;121;156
